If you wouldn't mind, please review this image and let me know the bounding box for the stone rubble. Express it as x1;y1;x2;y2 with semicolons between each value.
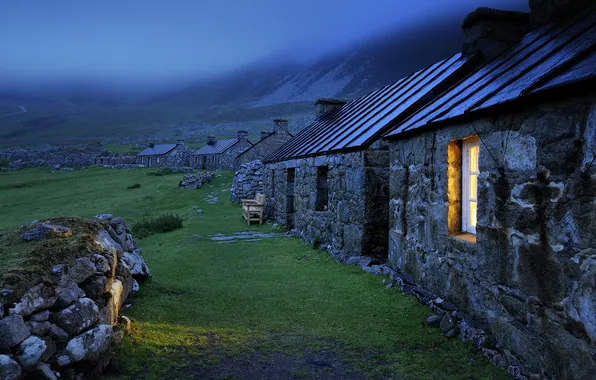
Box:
0;215;151;380
179;172;214;189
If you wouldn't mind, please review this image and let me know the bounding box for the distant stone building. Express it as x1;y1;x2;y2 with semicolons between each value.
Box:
192;131;252;171
264;35;477;261
137;140;191;167
236;120;293;165
0;151;11;160
93;151;113;166
383;2;596;379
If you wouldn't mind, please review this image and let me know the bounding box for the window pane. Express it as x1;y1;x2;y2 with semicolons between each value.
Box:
470;201;477;228
470;145;479;172
470;174;477;199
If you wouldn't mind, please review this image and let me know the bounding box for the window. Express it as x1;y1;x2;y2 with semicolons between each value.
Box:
316;166;329;211
286;168;295;213
462;137;480;234
271;169;276;197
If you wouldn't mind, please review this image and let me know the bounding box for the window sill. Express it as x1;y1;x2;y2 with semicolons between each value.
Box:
451;232;476;244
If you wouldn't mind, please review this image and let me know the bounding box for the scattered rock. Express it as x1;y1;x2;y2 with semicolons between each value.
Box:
345;256;372;267
440;313;456;334
0;315;31;349
180;172;214;189
52;298;99;336
94;214;113;221
131;280;139;294
16;336;46;368
21;224;72;241
196;209;204;214
0;355;21;380
426;315;442;326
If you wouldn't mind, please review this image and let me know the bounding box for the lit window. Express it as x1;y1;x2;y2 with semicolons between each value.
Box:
462;138;480;234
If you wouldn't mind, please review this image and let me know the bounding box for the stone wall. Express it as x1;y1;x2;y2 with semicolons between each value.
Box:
387;95;596;379
237;132;293;165
265;149;389;261
195;140;252;171
0;215;151;380
7;144;105;171
230;160;265;202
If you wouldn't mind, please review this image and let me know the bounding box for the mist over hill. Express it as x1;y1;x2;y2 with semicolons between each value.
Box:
0;13;465;147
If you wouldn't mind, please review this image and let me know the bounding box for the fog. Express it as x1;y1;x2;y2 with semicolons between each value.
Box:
0;0;528;95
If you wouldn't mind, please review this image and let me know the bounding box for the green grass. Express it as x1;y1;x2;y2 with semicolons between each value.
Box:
0;168;509;380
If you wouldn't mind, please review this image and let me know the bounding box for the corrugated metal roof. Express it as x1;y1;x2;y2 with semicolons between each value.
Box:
266;52;474;162
193;138;240;155
385;7;596;139
138;144;177;156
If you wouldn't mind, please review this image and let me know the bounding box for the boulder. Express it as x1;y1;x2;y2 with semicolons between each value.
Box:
345;256;372;267
0;315;30;349
58;325;113;366
21;224;72;241
0;355;21;380
35;362;58;380
10;283;58;316
25;321;51;337
94;214;113;221
94;229;123;258
52;298;99;336
29;310;50;322
440;313;457;334
131;279;139;294
16;335;46;368
49;324;69;343
426;315;442;327
122;249;151;279
55;283;83;308
70;257;96;284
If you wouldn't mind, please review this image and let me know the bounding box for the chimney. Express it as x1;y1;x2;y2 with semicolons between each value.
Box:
462;8;530;62
273;119;289;134
529;0;592;26
207;135;216;144
237;130;248;141
176;139;184;146
315;98;347;119
261;130;271;140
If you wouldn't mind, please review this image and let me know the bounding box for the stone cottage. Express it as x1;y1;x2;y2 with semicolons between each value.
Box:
264;38;479;261
0;151;11;161
136;140;191;168
192;131;252;171
383;1;596;378
236;119;293;165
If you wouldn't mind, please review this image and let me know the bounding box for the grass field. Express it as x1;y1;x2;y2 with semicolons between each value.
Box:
0;168;508;380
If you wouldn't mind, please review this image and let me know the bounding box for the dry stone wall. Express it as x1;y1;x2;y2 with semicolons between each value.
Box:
387;95;596;380
265;149;389;260
230;160;265;202
0;215;151;380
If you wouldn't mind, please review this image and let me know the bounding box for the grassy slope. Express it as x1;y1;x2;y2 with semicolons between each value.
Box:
0;168;508;380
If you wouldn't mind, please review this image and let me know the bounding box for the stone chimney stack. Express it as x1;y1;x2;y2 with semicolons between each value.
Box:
207;135;216;144
176;139;184;146
273;119;289;134
237;130;249;141
315;98;347;119
529;0;592;26
462;8;530;62
261;131;271;140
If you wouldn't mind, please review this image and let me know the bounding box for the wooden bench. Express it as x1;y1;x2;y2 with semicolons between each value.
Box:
242;193;266;225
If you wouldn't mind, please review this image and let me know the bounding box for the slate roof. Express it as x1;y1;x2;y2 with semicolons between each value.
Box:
385;7;596;139
266;52;474;162
137;144;177;156
193;138;243;155
237;131;294;159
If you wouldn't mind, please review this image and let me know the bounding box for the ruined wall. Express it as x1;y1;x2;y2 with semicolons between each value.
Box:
230;160;265;203
265;149;388;260
387;95;596;379
237;132;293;165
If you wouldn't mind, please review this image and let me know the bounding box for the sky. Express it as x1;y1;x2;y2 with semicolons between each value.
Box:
0;0;528;92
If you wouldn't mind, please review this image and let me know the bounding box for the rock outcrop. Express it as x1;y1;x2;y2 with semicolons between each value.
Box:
0;215;150;380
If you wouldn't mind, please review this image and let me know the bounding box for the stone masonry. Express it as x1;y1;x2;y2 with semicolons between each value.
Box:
387;94;596;379
265;148;389;261
230;160;265;203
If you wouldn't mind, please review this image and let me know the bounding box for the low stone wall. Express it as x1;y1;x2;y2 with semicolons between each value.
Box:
230;160;265;203
179;172;214;189
0;214;151;380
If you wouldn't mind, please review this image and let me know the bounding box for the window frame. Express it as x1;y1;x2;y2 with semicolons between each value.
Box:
462;137;480;234
315;166;329;211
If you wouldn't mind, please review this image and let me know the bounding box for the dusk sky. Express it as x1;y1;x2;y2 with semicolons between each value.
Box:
0;0;528;90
